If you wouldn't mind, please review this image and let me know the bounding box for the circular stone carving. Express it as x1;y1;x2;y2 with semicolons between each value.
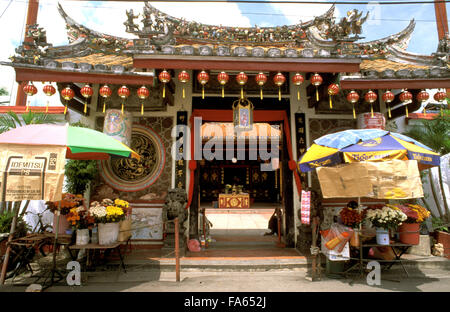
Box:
99;123;165;192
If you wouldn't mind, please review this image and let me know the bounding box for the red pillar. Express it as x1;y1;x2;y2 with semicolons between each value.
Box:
15;0;40;107
434;0;449;40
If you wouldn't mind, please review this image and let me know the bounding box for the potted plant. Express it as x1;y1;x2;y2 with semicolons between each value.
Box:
90;199;126;245
364;205;407;245
432;217;450;259
46;193;84;234
339;205;365;247
396;204;430;245
66;205;95;245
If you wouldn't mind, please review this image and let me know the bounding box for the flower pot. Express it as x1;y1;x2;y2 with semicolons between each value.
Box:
376;228;390;245
76;229;90;245
350;229;360;247
118;218;132;242
436;230;450;260
399;223;420;245
98;222;119;245
53;214;70;235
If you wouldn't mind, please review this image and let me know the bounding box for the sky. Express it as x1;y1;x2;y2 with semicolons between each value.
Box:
0;0;448;104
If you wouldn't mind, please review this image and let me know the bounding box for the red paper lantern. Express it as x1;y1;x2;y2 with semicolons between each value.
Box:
137;86;150;115
217;71;229;98
236;72;248;99
99;85;112;98
80;84;93;114
311;73;323;102
159;70;171;98
42;83;56;113
23;82;37;113
400;90;413;118
177;70;190;99
61;86;74;115
327;83;340;109
118;85;130;114
197;70;209;99
382;90;395;118
292;73;304;101
364;90;378;117
417;90;429;116
347;90;360;119
434;91;447;116
273;72;286;101
255;72;267;100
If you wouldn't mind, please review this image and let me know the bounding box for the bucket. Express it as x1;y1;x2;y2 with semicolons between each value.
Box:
76;229;90;245
376;228;390;245
91;227;99;244
350;229;360;247
98;222;120;245
399;223;420;245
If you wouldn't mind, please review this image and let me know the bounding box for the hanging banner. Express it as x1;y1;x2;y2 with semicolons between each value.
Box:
175;111;188;189
300;190;311;225
0;144;65;202
295;113;307;182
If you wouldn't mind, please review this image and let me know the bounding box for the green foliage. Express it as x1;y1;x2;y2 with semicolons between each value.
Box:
0;211;29;237
403;113;450;155
0;88;8;96
0;111;59;134
432;216;449;233
64;121;98;195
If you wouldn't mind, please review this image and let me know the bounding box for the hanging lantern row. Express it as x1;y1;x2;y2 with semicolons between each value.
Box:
99;84;112;114
117;85;130;115
23;82;37;112
80;84;93;115
292;73;304;101
273;72;286;101
364;90;378;117
60;86;74;115
399;89;413;118
310;73;323;102
255;72;267;100
158;70;171;99
417;90;429;115
217;71;230;98
197;70;209;99
382;90;395;118
327;83;339;109
137;85;150;115
43;83;56;114
434;90;447;116
236;72;248;99
346;90;360;119
177;70;190;99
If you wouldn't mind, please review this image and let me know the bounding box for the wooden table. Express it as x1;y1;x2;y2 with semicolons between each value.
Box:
68;242;126;273
218;193;250;208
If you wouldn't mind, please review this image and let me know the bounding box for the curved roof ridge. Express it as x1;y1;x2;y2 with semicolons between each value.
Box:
359;19;415;50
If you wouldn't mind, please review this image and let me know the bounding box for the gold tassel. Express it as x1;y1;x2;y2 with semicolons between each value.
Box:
405;105;408;118
353;103;356;119
388;105;391;118
26;100;29;112
183;87;186;99
64;104;67;115
222;86;225;98
121;101;124;115
278;87;281;101
46;100;49;113
316;87;319;102
297;90;300;101
424;107;427;116
260;88;263;100
163;84;166;98
202;86;205;99
103;100;106;114
84;102;87;114
141;101;144;116
241;87;244;99
329;95;333;109
371;103;374;117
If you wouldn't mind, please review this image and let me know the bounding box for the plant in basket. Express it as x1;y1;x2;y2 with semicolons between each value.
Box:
90;199;127;245
364;205;407;231
66;205;95;245
395;203;431;245
340;207;365;229
46;193;84;234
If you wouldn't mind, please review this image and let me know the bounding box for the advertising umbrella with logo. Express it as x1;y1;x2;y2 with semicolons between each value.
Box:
298;129;440;173
0;124;140;285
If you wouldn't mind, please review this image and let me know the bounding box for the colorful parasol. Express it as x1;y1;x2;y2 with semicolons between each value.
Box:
0;124;140;160
298;129;440;172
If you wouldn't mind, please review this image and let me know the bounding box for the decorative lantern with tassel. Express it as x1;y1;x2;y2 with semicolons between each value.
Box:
311;73;323;102
158;70;171;98
399;89;412;118
434;90;447;116
197;70;209;99
346;90;360;119
255;72;267;100
43;83;56;113
61;86;74;115
364;90;378;117
382;90;395;118
233;97;254;131
273;72;286;101
217;71;229;98
117;85;130;115
177;70;190;99
236;72;248;99
327;83;340;109
292;73;304;101
137;86;150;115
23;82;37;112
99;85;112;114
80;84;93;114
417;90;429;115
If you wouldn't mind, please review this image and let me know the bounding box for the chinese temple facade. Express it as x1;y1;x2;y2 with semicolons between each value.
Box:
2;2;449;250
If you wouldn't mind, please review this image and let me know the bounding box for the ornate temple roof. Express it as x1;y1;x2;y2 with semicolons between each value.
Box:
3;1;449;85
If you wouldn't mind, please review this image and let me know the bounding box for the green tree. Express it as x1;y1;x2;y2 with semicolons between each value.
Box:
0;87;8;96
404;111;450;222
0;111;60;134
64;122;99;195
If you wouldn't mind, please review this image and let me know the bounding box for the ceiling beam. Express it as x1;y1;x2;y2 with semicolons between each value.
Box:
14;67;154;86
340;78;450;90
133;55;361;73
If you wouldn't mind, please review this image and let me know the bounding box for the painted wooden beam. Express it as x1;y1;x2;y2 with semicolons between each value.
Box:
133;55;361;73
